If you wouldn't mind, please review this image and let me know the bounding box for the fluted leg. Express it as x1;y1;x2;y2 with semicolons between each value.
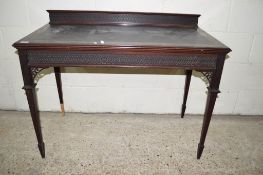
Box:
197;88;219;159
24;86;45;158
18;51;45;158
197;54;226;159
181;70;192;118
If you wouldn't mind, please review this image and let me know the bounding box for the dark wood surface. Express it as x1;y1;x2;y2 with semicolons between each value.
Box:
13;10;231;159
47;10;200;28
14;25;228;50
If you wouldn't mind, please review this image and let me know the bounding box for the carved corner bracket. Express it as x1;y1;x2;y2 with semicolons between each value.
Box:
198;71;213;87
201;71;213;84
31;67;49;82
31;67;46;79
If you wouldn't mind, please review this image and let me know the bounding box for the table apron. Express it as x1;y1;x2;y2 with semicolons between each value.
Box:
27;50;217;69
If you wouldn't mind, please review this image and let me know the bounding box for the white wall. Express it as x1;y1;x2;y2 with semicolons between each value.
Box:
0;0;263;115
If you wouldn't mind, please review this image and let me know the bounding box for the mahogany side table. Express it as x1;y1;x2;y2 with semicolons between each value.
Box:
13;10;231;159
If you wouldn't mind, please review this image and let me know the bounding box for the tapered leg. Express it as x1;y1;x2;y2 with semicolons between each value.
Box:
18;51;45;158
54;67;64;116
197;88;219;159
181;70;192;118
24;86;45;158
197;54;226;159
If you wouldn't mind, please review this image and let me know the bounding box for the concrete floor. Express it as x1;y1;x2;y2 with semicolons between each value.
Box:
0;111;262;175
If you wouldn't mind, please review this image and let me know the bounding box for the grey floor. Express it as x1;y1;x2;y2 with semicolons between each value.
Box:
0;111;262;175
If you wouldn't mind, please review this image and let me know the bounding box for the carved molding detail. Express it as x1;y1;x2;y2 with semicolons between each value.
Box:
28;51;217;69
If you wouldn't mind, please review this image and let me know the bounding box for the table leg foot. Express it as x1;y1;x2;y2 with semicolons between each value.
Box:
197;143;204;159
181;105;186;118
38;142;45;158
60;103;65;116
